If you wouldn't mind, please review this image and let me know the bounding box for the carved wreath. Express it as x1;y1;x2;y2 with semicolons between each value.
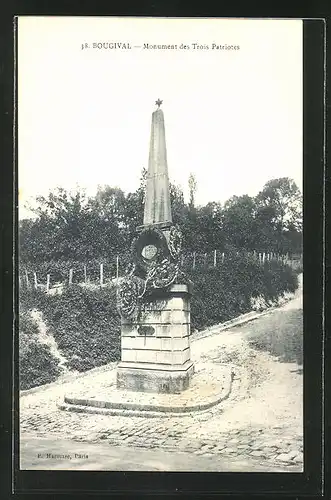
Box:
147;259;179;289
117;225;186;318
117;275;145;318
131;226;169;274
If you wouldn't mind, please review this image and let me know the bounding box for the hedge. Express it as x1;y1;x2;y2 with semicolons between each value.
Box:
189;253;298;331
19;284;121;376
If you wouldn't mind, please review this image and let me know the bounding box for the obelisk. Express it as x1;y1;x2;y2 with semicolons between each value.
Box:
116;99;194;394
143;99;172;226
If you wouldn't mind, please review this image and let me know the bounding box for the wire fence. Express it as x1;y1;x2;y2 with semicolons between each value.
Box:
19;250;303;293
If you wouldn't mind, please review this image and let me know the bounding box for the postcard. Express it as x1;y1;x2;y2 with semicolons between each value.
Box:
17;16;304;475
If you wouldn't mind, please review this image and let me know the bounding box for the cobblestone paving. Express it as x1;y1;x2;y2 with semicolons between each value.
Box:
20;285;303;471
21;409;303;469
20;359;303;470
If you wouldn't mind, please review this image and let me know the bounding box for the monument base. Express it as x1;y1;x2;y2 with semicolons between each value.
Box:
59;362;233;417
118;284;194;394
117;360;194;394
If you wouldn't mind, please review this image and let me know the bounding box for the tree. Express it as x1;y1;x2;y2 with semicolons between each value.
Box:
19;174;303;268
253;204;278;252
87;186;127;256
169;182;187;227
222;195;257;250
256;178;302;232
255;177;302;254
20;186;126;263
20;188;91;262
191;202;224;252
91;186;127;226
188;173;197;210
123;167;146;237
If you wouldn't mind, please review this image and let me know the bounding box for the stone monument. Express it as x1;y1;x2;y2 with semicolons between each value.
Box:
116;99;195;394
59;100;232;417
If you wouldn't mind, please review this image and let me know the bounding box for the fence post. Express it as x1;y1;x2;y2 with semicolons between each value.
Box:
33;272;38;289
25;269;29;288
204;253;207;267
84;265;87;284
46;274;50;292
69;269;73;285
214;249;217;267
100;263;104;286
222;252;225;263
193;252;196;269
262;252;266;263
116;256;119;280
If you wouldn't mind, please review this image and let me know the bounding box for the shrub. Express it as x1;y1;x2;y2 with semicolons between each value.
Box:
20;285;121;373
19;312;61;390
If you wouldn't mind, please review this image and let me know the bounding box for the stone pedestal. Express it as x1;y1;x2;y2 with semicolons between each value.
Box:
117;284;194;394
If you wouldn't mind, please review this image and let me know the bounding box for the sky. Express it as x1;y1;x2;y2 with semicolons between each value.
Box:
18;17;303;219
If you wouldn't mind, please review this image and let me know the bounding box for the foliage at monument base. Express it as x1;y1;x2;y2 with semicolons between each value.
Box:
188;254;298;332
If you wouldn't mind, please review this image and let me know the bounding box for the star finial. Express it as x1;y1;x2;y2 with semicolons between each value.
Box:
155;98;163;108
